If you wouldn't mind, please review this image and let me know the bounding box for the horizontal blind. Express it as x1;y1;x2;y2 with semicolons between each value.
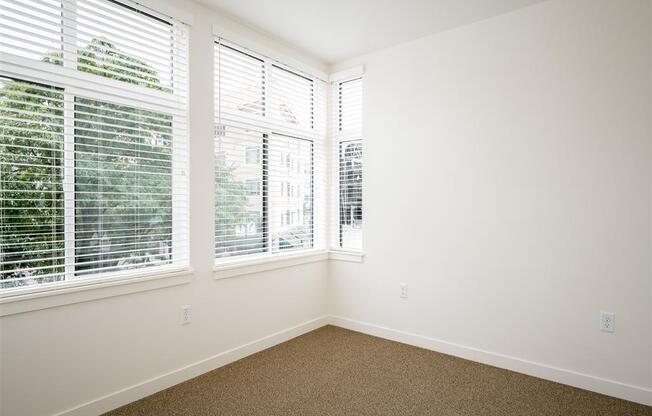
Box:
330;77;363;251
214;39;326;260
0;0;189;290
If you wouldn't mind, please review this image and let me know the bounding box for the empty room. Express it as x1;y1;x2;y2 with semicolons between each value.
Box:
1;0;651;415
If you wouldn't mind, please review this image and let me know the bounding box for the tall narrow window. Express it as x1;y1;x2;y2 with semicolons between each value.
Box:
1;0;189;291
214;39;325;261
331;77;363;251
0;78;65;285
339;140;362;249
215;128;266;258
268;134;313;252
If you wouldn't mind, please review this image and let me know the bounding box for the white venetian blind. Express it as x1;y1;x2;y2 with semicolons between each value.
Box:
214;39;327;260
0;0;189;291
330;76;363;251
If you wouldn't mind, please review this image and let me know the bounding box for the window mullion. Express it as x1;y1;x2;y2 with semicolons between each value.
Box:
62;0;78;70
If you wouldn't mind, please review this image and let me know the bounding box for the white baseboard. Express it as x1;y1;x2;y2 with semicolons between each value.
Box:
54;315;651;416
55;316;329;416
328;316;652;407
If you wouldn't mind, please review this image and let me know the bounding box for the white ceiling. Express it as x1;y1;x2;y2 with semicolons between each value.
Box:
199;0;547;65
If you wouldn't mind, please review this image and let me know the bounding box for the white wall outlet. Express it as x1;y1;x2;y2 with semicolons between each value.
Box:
400;283;408;298
181;305;192;324
600;311;615;333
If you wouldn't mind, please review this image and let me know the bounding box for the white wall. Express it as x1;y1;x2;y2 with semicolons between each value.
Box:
0;1;329;415
2;1;652;414
330;0;652;401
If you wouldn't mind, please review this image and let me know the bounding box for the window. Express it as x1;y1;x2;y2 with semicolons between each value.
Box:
332;77;363;250
339;140;363;249
0;0;189;290
214;40;325;260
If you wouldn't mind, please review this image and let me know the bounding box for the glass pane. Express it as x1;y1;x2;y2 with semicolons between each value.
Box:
270;66;313;129
215;44;265;120
75;0;175;91
0;77;65;288
339;78;362;132
268;134;312;252
339;140;362;249
74;97;173;275
0;0;63;64
215;127;265;258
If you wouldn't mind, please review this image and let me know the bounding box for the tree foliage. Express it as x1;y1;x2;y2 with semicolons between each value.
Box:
0;78;65;285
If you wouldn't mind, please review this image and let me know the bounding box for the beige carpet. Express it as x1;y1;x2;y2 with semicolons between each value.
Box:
104;325;652;416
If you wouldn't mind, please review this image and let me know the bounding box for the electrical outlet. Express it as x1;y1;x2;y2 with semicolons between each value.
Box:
600;311;615;333
400;283;408;298
181;305;192;324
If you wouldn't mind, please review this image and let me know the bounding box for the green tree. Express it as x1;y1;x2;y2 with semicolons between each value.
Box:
0;78;65;286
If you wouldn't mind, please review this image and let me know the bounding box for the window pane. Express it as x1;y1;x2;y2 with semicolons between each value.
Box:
75;0;176;91
215;127;265;258
215;44;265;121
269;134;312;252
0;77;65;288
339;140;362;249
270;66;313;129
74;97;173;276
0;0;63;64
339;78;362;133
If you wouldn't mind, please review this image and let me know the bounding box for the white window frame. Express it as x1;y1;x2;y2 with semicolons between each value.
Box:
214;36;321;265
0;0;192;312
328;68;364;260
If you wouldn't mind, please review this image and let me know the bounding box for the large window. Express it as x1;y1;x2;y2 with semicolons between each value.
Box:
332;77;363;250
0;0;189;290
214;40;325;260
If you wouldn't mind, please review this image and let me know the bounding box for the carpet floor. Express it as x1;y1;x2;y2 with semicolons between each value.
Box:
104;325;652;416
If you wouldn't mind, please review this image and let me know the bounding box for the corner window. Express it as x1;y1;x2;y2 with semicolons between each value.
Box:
333;77;363;251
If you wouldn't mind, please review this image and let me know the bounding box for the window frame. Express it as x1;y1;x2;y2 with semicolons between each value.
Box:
0;0;190;299
214;39;319;263
330;76;364;254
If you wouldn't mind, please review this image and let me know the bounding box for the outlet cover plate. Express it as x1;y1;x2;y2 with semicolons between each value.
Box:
600;311;615;333
181;305;192;324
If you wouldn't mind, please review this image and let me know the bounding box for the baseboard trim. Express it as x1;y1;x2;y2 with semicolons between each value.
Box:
328;316;652;407
55;316;329;416
53;315;651;415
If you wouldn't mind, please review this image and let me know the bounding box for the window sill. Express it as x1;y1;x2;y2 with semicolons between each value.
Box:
329;250;365;263
0;267;193;317
213;249;365;280
214;249;330;280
